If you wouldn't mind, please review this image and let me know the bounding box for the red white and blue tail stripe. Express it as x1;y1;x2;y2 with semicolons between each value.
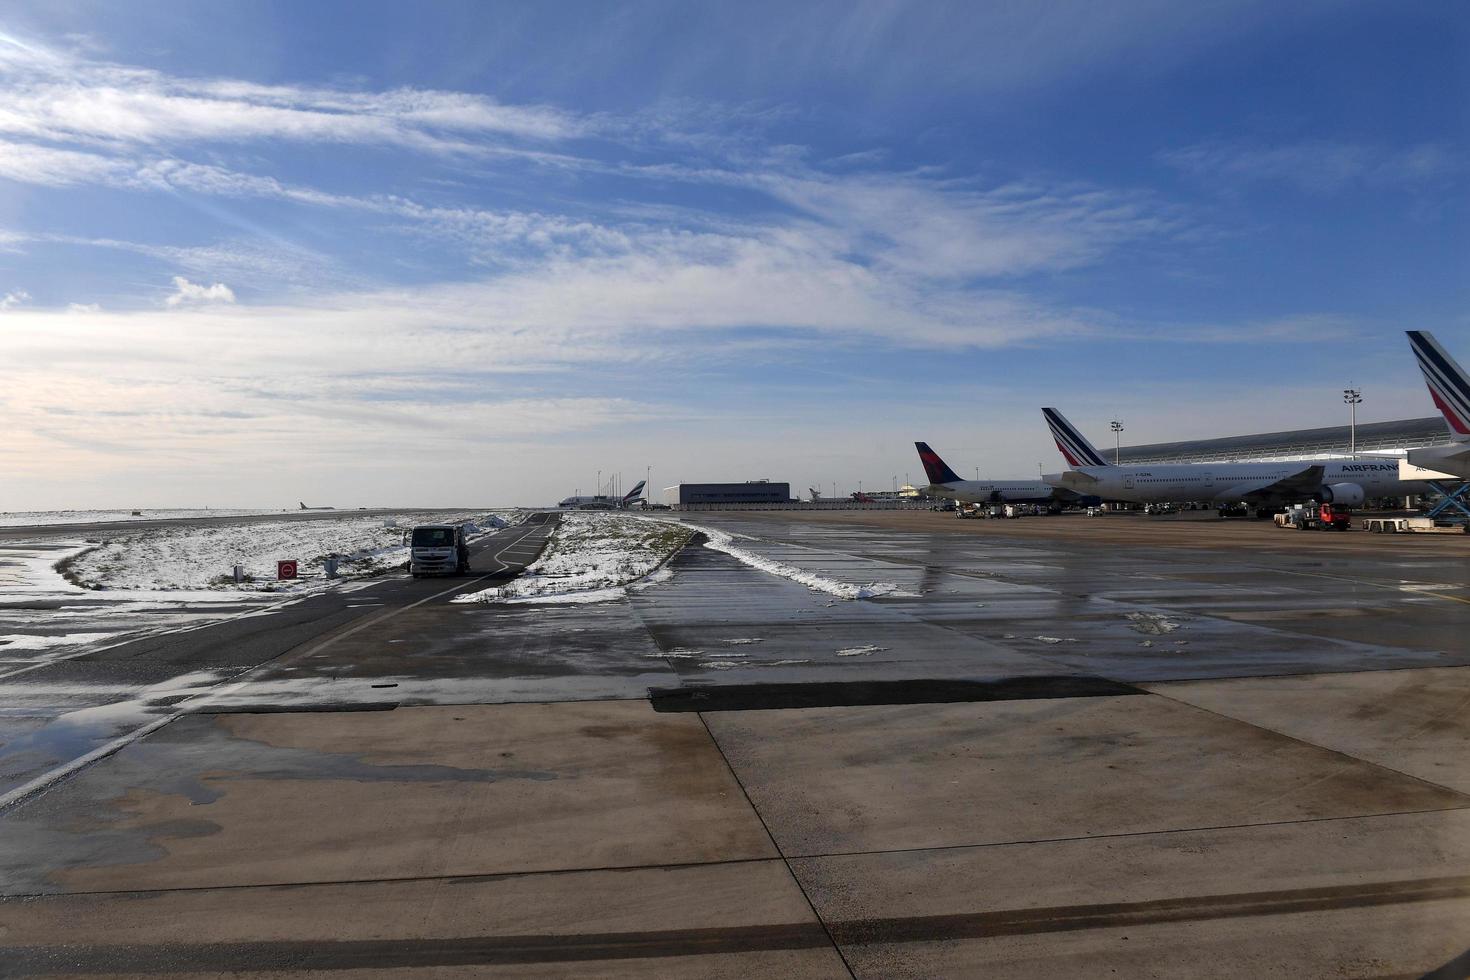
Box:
1408;331;1470;441
1042;408;1110;467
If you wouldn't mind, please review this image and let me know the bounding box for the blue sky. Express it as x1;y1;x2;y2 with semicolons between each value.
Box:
0;0;1465;507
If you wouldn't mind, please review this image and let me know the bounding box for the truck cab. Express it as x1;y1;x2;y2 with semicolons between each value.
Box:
408;524;470;577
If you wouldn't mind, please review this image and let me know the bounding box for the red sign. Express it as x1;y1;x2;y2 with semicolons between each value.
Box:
277;560;298;581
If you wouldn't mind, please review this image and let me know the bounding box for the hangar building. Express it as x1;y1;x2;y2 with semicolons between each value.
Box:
665;481;792;507
1116;416;1450;465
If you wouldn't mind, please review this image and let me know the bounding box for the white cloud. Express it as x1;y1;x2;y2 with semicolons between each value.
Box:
1161;140;1459;194
165;276;234;306
0;288;29;309
66;302;101;313
0;140;132;187
0;34;582;153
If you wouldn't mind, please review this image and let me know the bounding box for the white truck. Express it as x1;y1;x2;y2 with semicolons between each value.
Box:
408;524;471;577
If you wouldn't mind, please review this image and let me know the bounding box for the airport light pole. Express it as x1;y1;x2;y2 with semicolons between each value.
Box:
1110;420;1124;465
1344;389;1362;457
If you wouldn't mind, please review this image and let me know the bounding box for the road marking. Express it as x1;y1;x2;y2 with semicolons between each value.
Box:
0;592;306;683
1271;567;1470;607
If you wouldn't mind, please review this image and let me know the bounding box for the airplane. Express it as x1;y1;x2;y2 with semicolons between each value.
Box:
914;442;1072;505
808;487;824;501
299;501;335;511
1041;407;1427;514
1404;330;1470;480
558;479;647;510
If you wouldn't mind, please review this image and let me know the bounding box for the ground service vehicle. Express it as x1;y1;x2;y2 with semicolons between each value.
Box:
1274;504;1351;531
409;524;471;577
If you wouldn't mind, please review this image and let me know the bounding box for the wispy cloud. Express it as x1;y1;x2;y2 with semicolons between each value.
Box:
0;288;29;309
1161;139;1459;194
0;32;583;152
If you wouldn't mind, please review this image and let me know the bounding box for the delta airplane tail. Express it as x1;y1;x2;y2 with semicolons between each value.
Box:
915;442;963;485
1408;331;1470;442
1042;408;1111;467
621;479;648;505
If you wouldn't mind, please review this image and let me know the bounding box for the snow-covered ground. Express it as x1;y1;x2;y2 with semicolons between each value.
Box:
64;511;517;593
0;508;296;528
455;513;690;604
0;511;522;666
455;512;903;605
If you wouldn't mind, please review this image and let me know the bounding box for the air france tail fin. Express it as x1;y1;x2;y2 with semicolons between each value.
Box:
621;479;647;503
1042;408;1111;467
914;442;963;485
1407;331;1470;442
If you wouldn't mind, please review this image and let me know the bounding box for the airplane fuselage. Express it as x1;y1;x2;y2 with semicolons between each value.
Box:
1047;460;1425;505
926;480;1060;505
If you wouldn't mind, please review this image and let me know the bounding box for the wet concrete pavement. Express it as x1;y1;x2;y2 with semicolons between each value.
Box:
2;509;1469;977
0;514;560;805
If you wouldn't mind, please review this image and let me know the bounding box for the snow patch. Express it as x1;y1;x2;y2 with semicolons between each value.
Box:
836;645;888;657
0;632;115;651
453;513;689;605
686;523;900;599
1126;611;1183;635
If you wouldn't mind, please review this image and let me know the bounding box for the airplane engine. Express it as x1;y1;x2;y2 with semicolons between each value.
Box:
1319;483;1366;507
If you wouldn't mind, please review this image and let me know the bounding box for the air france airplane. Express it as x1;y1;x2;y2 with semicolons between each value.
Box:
1041;408;1425;513
1405;330;1470;481
914;442;1070;505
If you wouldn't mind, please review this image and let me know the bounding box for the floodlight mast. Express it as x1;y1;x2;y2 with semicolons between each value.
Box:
1343;389;1362;457
1110;420;1124;465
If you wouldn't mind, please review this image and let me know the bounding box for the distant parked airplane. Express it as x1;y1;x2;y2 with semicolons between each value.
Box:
914;442;1068;505
558;479;648;510
299;501;335;510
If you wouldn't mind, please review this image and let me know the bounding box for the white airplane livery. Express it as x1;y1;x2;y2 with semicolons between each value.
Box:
1041;408;1425;511
1405;330;1470;480
915;442;1074;505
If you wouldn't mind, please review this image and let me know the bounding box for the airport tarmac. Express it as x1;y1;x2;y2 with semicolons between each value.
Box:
2;509;1469;977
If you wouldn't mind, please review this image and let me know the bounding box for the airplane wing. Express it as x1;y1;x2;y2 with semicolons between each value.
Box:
1215;464;1324;503
1054;469;1099;484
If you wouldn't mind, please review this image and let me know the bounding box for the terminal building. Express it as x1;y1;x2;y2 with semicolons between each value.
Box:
664;481;792;507
1115;416;1451;465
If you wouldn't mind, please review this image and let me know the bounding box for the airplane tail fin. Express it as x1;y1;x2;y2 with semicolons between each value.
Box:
621;479;647;504
299;501;307;510
914;442;964;484
1407;331;1470;442
1042;408;1111;467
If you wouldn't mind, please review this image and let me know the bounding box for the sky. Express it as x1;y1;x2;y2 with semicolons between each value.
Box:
0;0;1465;508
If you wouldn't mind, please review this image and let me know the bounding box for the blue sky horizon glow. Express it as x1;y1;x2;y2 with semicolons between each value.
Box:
0;1;1465;508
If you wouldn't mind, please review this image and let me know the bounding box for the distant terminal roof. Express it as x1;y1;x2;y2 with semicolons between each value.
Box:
1117;416;1451;465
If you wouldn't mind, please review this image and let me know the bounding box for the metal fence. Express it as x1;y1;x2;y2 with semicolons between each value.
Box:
673;499;935;512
